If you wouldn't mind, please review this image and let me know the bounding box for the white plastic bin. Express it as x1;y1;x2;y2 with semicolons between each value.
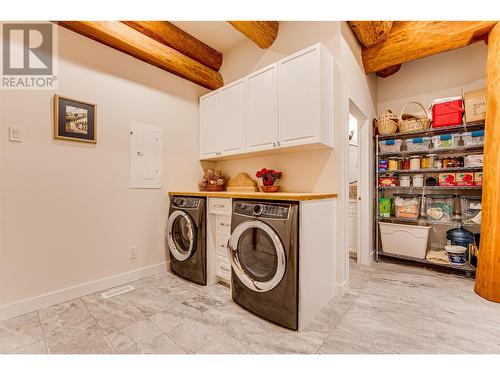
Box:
379;139;402;153
379;222;431;259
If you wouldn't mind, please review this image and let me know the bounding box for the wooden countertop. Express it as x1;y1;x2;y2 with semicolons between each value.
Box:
168;191;338;201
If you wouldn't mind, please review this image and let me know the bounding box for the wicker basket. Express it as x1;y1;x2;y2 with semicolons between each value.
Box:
399;102;431;133
376;110;399;135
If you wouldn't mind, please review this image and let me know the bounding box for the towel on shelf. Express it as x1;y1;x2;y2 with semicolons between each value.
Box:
426;249;450;264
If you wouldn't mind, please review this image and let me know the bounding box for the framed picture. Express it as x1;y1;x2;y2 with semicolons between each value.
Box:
54;95;96;143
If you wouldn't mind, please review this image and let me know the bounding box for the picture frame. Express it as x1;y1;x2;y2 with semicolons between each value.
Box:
53;95;96;143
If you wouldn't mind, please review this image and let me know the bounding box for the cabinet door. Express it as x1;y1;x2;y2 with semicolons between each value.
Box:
246;65;278;152
218;80;246;155
199;92;219;159
278;46;321;147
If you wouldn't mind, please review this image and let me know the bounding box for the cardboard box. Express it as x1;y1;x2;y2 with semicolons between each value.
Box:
439;173;456;186
456;172;475;186
464;89;487;124
474;171;483;186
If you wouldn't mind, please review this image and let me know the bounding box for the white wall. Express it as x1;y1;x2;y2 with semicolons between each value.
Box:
377;43;487;115
0;26;206;318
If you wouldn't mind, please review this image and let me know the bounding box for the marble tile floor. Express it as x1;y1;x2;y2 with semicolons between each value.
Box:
2;259;500;354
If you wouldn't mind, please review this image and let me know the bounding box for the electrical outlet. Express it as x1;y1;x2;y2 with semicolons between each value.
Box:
129;246;137;260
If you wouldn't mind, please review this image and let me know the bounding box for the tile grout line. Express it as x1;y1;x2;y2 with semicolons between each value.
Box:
314;298;359;354
36;310;50;355
80;297;116;354
147;314;190;354
315;266;377;354
122;279;190;353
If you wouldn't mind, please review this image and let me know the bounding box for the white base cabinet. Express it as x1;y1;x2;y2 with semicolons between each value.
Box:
205;196;337;331
199;43;335;161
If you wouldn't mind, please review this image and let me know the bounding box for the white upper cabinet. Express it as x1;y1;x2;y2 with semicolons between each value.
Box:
218;79;246;155
198;43;334;161
278;44;333;148
245;64;278;152
199;91;219;159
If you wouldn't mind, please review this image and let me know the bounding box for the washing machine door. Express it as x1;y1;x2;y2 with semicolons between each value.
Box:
167;210;197;261
227;220;286;293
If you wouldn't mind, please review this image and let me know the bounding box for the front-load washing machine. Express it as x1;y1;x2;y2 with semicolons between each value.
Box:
227;199;299;330
167;195;206;285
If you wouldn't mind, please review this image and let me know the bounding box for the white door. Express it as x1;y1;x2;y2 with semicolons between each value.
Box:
199;91;219;159
278;46;321;147
246;65;279;152
218;80;246;156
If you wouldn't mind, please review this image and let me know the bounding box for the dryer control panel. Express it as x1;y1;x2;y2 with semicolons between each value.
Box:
171;197;201;209
234;201;290;220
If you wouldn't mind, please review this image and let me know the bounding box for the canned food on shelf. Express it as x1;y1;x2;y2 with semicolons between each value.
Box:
410;156;421;170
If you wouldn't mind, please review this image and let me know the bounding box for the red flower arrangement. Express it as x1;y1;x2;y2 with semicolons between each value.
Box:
256;168;283;186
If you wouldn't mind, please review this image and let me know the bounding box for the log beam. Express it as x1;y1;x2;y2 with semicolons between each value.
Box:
56;21;223;90
475;23;500;303
348;21;393;48
376;64;401;78
122;21;223;71
228;21;279;48
362;21;497;74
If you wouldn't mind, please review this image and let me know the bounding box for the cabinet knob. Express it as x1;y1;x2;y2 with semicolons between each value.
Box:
272;142;276;147
277;141;281;146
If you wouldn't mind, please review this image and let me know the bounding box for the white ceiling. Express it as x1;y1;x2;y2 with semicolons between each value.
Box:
170;21;246;53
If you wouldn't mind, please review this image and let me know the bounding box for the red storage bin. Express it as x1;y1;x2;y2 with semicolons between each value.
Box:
432;99;464;128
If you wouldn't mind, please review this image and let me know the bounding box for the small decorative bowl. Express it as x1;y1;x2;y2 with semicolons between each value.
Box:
260;185;279;193
206;184;226;192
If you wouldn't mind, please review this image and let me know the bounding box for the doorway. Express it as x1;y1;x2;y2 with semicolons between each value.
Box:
347;113;359;261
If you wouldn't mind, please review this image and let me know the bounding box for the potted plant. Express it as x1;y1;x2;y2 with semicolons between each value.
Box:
256;168;283;192
199;169;228;191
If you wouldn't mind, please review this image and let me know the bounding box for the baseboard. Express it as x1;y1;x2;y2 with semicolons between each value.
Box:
334;280;348;297
0;261;169;321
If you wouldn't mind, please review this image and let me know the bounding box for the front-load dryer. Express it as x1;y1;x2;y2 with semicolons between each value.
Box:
167;196;206;285
227;199;299;330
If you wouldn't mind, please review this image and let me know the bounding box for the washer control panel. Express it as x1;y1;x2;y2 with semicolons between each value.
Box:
172;197;200;209
234;201;290;220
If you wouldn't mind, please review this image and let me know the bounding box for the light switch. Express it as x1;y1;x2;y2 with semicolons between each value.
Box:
9;126;22;142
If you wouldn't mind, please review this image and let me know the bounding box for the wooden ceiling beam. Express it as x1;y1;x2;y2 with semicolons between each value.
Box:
348;21;393;48
362;21;497;75
228;21;279;48
122;21;223;71
56;21;223;90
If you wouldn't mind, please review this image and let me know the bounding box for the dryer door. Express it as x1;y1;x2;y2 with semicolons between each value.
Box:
167;210;197;261
227;220;286;293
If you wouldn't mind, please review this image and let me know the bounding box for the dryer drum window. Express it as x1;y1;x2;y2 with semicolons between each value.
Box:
228;220;286;293
167;210;196;261
237;227;278;282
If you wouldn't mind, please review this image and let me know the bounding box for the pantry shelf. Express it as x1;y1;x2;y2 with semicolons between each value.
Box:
376;122;485;140
379;166;483;174
379;144;484;157
378;216;481;227
375;118;483;278
378;250;476;275
378;185;482;190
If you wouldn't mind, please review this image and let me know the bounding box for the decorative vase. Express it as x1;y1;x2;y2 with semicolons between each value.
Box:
260;185;279;193
206;184;225;192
